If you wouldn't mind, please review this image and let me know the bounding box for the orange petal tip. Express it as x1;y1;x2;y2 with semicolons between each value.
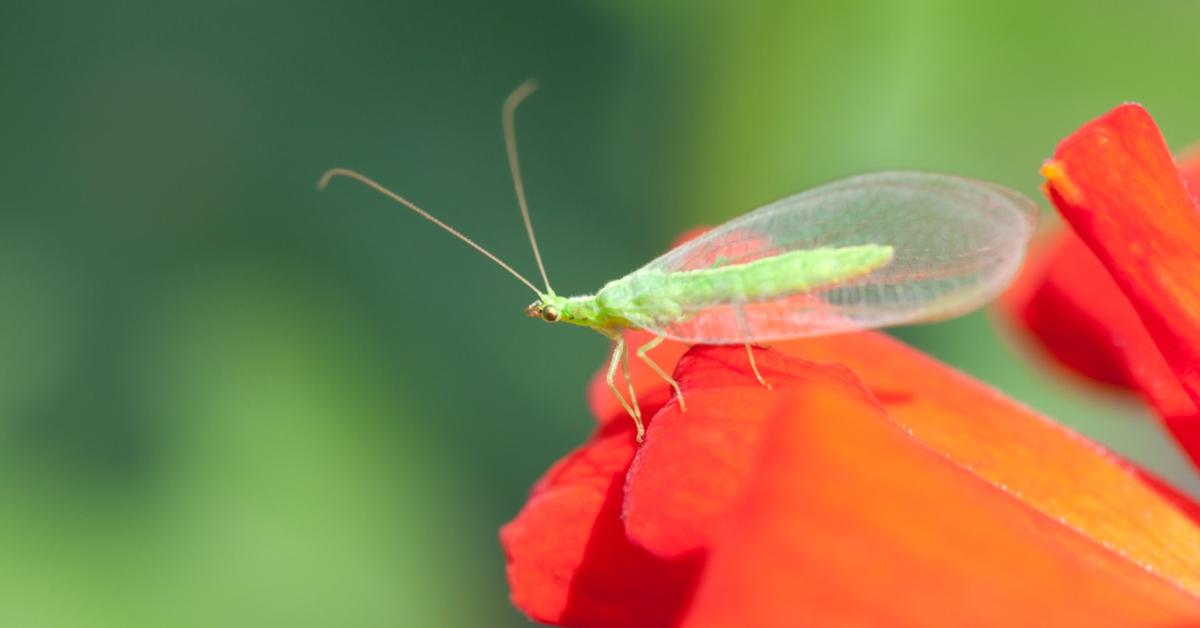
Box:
1041;160;1083;205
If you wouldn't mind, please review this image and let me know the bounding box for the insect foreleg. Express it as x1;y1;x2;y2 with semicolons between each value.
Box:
605;334;646;442
618;338;645;442
636;334;686;412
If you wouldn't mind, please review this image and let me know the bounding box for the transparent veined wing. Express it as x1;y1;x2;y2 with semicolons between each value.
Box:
617;171;1038;344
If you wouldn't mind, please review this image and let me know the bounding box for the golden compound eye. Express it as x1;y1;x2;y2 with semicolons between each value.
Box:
541;305;560;322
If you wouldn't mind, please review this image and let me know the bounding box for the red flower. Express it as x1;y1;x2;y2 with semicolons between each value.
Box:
500;107;1200;624
501;326;1200;625
1004;104;1200;465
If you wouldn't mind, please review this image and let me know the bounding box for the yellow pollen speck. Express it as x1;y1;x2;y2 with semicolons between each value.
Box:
1040;160;1084;205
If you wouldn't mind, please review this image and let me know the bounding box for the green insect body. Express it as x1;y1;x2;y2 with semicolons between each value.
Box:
321;80;1038;443
534;244;896;333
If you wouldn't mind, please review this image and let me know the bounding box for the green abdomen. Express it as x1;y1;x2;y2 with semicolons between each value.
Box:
595;244;894;325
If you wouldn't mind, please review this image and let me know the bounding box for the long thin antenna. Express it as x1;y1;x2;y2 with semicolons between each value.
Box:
503;79;553;295
318;167;542;296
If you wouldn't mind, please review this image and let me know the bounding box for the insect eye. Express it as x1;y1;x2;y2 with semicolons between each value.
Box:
542;305;560;322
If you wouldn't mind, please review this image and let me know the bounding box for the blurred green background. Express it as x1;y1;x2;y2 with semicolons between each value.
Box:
3;1;1200;625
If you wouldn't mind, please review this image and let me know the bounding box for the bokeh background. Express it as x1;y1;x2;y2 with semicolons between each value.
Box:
4;1;1200;625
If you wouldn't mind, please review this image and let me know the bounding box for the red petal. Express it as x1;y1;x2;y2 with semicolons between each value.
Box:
677;382;1200;627
1044;104;1200;412
624;334;1200;590
622;345;876;558
1000;228;1200;463
777;332;1200;567
1003;230;1147;389
499;420;700;627
1007;228;1200;464
605;340;1200;624
515;330;1200;625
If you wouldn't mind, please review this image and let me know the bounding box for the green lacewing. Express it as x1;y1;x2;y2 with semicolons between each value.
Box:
320;81;1039;441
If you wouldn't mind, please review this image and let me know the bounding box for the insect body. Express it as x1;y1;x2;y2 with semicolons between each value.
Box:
321;81;1038;442
530;245;895;331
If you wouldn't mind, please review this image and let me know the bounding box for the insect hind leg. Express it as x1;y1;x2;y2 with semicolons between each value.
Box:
744;343;772;390
636;334;686;412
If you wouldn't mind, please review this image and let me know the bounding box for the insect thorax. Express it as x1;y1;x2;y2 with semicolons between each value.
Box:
534;293;625;331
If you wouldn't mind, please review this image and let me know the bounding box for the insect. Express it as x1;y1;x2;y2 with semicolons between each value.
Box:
320;80;1039;442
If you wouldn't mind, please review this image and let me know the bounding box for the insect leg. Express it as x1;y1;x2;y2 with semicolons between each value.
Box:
734;306;772;389
605;335;646;442
618;339;646;442
636;334;686;412
744;343;772;390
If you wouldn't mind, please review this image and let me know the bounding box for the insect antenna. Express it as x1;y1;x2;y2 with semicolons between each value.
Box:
503;79;554;295
318;167;542;295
